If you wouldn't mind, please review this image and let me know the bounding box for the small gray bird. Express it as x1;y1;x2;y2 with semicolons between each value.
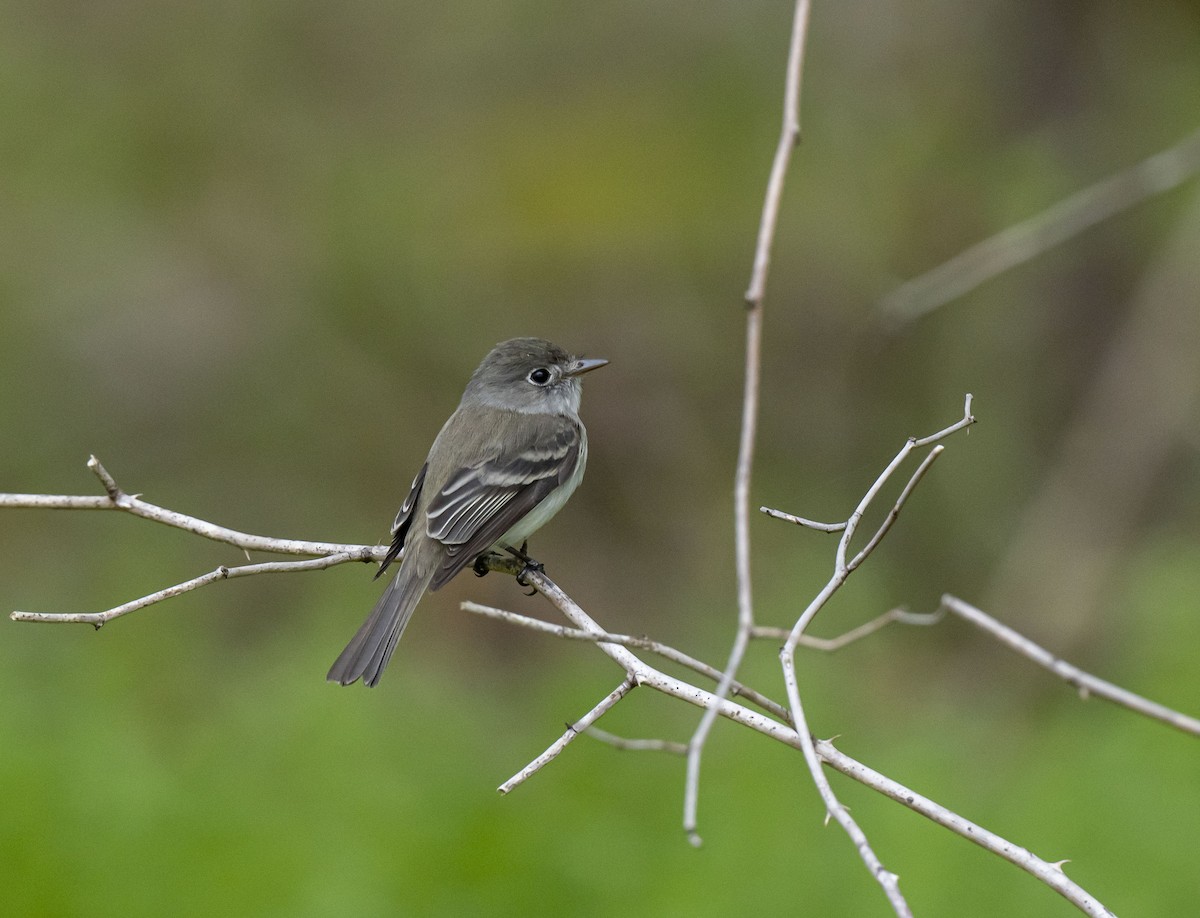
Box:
328;337;607;687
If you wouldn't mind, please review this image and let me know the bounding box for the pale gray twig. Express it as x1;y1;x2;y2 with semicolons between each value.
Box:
687;0;813;853
767;592;1199;739
12;554;358;627
758;509;847;532
846;445;944;570
751;607;942;651
763;395;975;642
2;464;1121;913
767;396;973;918
460;601;788;720
2;456;380;560
5;456;380;626
515;569;802;747
583;727;689;756
816;740;1115;918
940;595;1200;737
498;677;636;795
785;678;908;917
507;566;1112;915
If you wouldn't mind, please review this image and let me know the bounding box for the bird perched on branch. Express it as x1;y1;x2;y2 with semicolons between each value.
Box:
328;337;607;687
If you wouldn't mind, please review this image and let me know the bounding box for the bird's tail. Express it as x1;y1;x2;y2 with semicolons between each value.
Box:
327;562;430;687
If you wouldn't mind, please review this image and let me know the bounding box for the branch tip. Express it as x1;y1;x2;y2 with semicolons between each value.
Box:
88;455;123;501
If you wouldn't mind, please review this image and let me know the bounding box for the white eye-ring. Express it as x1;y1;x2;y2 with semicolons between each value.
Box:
527;367;552;386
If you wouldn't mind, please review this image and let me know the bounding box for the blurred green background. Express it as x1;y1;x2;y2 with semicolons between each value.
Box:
2;1;1199;915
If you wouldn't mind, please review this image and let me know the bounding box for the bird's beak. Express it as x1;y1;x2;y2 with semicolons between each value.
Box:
565;357;609;377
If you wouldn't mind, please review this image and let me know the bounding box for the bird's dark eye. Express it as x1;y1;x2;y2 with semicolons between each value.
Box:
527;367;552;386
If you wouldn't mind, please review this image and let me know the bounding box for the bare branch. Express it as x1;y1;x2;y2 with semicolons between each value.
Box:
89;454;123;500
766;397;974;646
760;397;974;917
758;508;847;532
782;658;910;916
2;467;1125;913
913;392;976;446
879;126;1200;325
517;569;800;745
765;592;1199;741
521;560;915;911
3;456;383;626
11;554;359;627
846;445;944;572
0;456;383;561
514;567;1112;914
499;677;637;795
940;595;1200;737
816;741;1117;918
836;392;976;578
0;494;114;510
687;0;813;852
461;601;789;721
584;727;689;756
752;607;943;651
743;0;809;308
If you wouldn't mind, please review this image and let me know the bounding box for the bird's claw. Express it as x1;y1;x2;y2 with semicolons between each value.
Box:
515;558;544;593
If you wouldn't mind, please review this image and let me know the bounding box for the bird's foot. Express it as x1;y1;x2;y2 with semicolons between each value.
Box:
515;561;544;592
507;543;545;593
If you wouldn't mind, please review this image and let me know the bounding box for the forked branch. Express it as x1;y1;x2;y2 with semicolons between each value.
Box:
5;456;380;628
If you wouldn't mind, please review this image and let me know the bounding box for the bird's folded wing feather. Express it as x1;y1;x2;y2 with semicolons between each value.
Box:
376;463;428;577
425;413;580;590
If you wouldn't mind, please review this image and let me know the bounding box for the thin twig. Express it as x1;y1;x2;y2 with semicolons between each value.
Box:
914;393;976;447
751;607;943;651
584;727;689;756
783;666;909;917
513;569;804;748
878;126;1200;325
513;569;1109;914
499;677;637;795
4;456;382;625
461;601;789;720
686;0;813;851
744;0;811;307
816;740;1116;918
940;595;1200;737
766;398;974;918
758;508;847;532
769;396;975;641
474;564;1112;913
524;559;906;916
846;445;944;571
767;591;1199;742
11;554;358;627
0;469;1121;913
1;456;382;561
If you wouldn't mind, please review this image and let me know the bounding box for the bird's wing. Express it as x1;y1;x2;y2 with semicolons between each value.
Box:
424;413;581;590
375;463;428;578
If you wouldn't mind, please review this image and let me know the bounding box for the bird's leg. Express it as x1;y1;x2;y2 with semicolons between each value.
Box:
507;541;544;592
